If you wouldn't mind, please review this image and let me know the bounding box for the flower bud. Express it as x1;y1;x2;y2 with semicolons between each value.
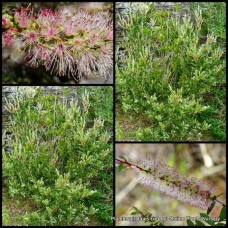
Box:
2;28;18;47
2;14;13;28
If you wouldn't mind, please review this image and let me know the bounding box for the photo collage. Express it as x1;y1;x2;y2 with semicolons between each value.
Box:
2;1;226;226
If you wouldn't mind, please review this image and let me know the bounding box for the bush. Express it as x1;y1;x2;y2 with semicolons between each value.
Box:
3;86;113;226
116;3;226;141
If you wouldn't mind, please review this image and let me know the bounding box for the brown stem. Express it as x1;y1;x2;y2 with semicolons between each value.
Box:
131;206;146;218
115;158;150;173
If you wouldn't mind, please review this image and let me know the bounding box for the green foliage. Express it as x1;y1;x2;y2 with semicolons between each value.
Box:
207;201;216;215
130;207;164;226
117;163;125;172
191;2;226;43
129;204;226;226
186;206;226;226
186;198;226;226
3;87;113;226
116;3;226;141
2;207;11;225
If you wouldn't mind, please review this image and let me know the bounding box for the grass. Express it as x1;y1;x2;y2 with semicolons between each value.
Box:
116;2;226;141
2;86;113;226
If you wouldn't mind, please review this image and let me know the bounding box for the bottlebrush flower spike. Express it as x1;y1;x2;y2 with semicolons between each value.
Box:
2;14;13;28
116;158;216;210
2;4;113;82
14;5;33;28
2;28;18;47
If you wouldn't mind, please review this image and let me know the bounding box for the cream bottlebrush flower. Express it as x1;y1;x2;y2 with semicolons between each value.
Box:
133;159;216;210
2;5;113;82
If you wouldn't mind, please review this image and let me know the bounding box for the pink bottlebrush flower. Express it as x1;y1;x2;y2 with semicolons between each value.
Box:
2;28;18;47
44;26;58;40
2;14;13;28
2;17;8;28
116;158;217;210
38;8;54;17
133;159;216;210
43;43;75;77
25;43;51;68
36;9;59;40
14;6;33;28
63;21;74;37
2;4;113;81
20;30;39;50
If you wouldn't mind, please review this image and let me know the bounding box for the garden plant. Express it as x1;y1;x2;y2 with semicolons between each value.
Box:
2;86;113;226
116;2;226;141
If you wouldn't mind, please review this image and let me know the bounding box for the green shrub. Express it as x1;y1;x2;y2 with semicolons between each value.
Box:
2;207;11;225
191;2;226;43
3;87;113;226
116;3;226;141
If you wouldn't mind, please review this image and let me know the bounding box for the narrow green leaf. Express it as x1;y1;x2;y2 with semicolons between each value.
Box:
215;222;226;226
205;219;216;226
200;213;215;226
186;219;195;226
219;207;226;221
117;163;125;172
146;212;152;217
200;213;209;217
207;201;216;215
130;211;139;215
195;220;206;226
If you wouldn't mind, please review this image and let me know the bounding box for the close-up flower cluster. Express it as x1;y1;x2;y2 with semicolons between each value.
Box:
2;4;113;82
115;144;226;226
134;159;215;210
115;157;216;210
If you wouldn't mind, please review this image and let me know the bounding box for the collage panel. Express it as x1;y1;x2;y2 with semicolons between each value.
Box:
115;2;226;141
2;2;113;84
2;86;114;226
115;143;226;226
1;1;227;227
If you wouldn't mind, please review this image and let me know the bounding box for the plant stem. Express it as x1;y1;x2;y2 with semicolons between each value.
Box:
115;158;150;173
212;198;226;207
